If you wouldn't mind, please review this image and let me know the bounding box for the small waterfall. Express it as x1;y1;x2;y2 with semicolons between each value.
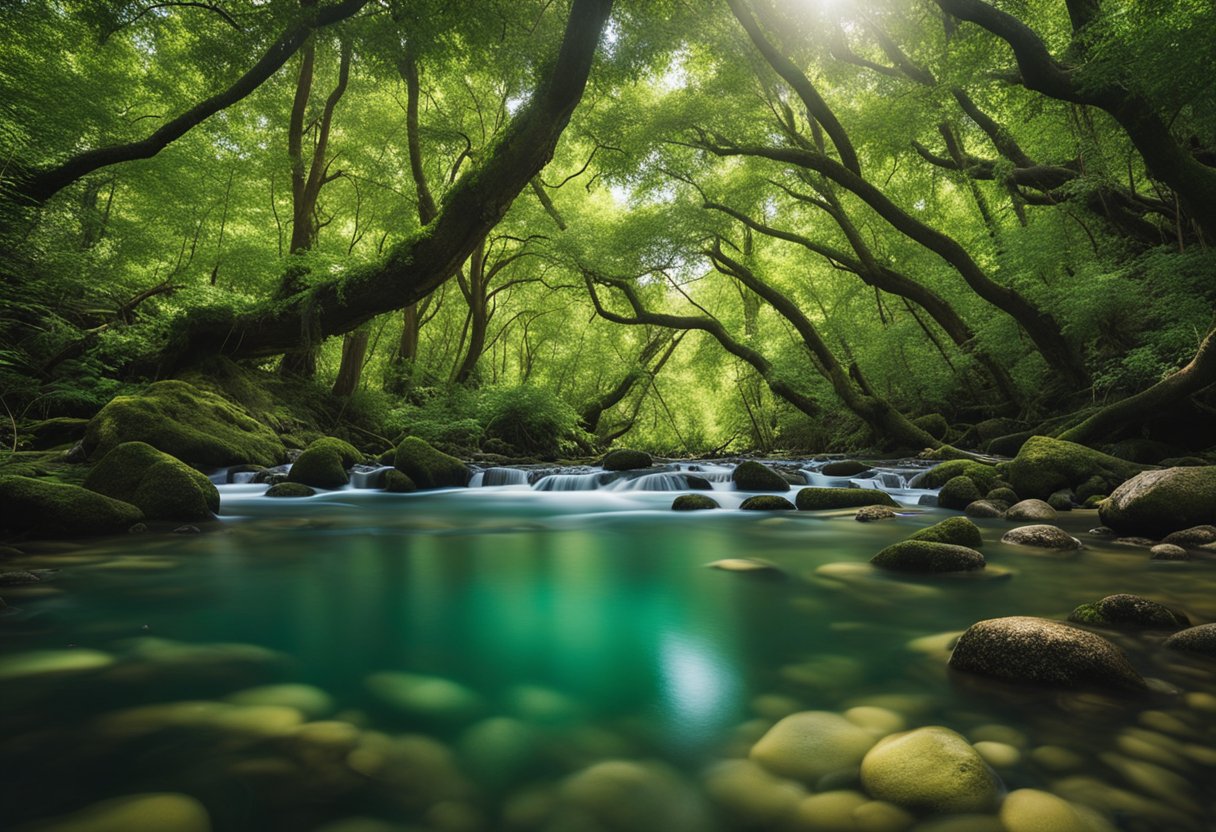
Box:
606;472;691;492
350;465;396;489
471;467;531;487
532;472;613;491
230;471;260;485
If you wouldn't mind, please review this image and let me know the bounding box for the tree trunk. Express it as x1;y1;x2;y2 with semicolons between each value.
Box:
147;0;614;374
332;325;370;396
452;240;488;384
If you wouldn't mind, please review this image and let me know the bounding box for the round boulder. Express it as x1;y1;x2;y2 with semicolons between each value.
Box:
83;441;219;522
673;494;719;511
0;475;143;538
821;460;872;477
939;476;982;510
732;461;791;492
1001;525;1082;550
749;711;878;784
909;517;983;548
1005;499;1057;521
265;482;315;498
855;505;897;522
1161;525;1216;548
1000;788;1095;832
871;540;985;574
740;495;796;511
859;726;1000;814
986;487;1019;505
1100;466;1216;538
1163;623;1216;657
1068;594;1189;629
393;436;471;489
948;616;1148;692
601;449;652;471
965;500;1005;519
287;443;349;489
1150;543;1191;561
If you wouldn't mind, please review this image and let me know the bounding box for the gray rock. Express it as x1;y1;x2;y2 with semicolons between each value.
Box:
1163;624;1216;657
965;500;1005;519
948;616;1148;692
855;505;897;522
1005;499;1057;521
1150;544;1192;561
1001;525;1082;550
1068;594;1189;629
1100;466;1216;538
1161;525;1216;548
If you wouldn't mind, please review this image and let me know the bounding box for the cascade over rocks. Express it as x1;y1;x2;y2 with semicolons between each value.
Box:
601;449;652;471
739;495;796;511
1001;436;1146;501
672;494;718;511
83;441;219;521
0;475;143;537
83;380;286;467
1100;466;1216;538
948;616;1148;692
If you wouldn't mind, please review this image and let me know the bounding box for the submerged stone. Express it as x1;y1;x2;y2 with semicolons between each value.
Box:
703;759;805;826
0;648;115;680
999;789;1096;832
732;461;790;492
948;616;1147;692
601;449;652;470
1068;594;1189;629
707;558;784;577
84;441;219;521
749;711;877;784
365;671;483;722
0;475;143;537
908;517;983;548
672;494;718;511
860;726;1000;814
1162;623;1216;657
225;684;335;718
855;505;897;522
871;540;985;574
558;759;709;832
1149;543;1191;561
795;487;896;510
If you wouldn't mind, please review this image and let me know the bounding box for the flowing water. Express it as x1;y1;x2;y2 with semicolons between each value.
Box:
2;460;1215;831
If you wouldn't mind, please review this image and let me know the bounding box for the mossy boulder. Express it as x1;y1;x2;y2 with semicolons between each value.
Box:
820;459;871;477
393;436;471;489
732;461;790;492
1100;466;1216;538
84;380;285;467
794;487;896;510
83;442;219;521
739;495;796;511
938;475;982;510
986;487;1019;504
601;449;652;471
1047;491;1074;512
909;517;983;548
287;444;349;490
1068;594;1189;629
382;469;417;493
913;413;950;441
1002;436;1146;501
871;540;985;573
911;459;1000;491
948;616;1147;692
672;494;718;511
855;505;897;522
0;475;143;537
265;483;315;498
306;437;363;467
1163;623;1216;657
860;726;1000;814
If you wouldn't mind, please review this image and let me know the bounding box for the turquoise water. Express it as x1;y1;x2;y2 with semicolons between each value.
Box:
2;481;1215;831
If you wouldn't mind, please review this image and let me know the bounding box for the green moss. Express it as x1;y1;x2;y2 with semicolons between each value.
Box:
1048;491;1074;512
986;487;1019;504
265;482;315;498
1069;603;1102;624
912;460;1000;491
1004;436;1146;500
909;517;983;548
1100;466;1216;537
83;442;219;521
0;475;143;537
871;540;985;573
820;460;872;476
1068;594;1189;629
739;495;796;510
287;445;348;489
913;413;949;441
732;461;791;492
29;417;89;449
84;380;285;467
672;494;719;511
601;449;652;471
795;487;897;510
306;437;363;468
382;469;417;493
938;476;982;510
394;436;470;489
1082;494;1107;509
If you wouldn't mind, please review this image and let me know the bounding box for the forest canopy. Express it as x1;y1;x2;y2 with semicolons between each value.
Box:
2;0;1214;458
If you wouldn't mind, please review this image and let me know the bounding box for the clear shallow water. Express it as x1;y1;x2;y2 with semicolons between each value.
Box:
2;472;1215;831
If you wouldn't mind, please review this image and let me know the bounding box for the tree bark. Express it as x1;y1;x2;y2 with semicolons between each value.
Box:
7;0;368;207
578;332;674;434
331;324;370;396
451;239;488;384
